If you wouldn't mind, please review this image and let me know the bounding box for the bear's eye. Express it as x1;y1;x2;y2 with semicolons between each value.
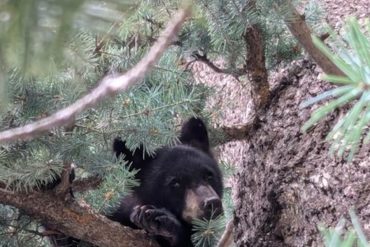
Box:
204;171;213;181
169;178;181;189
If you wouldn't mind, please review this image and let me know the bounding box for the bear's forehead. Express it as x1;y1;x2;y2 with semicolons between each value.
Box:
157;145;214;164
148;145;216;175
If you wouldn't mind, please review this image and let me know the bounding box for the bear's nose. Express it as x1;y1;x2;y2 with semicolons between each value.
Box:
203;197;223;219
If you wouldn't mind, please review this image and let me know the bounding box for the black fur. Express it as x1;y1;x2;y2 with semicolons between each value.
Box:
109;117;223;247
49;117;223;247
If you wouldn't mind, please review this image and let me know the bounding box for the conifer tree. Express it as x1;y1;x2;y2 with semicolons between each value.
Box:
1;0;370;247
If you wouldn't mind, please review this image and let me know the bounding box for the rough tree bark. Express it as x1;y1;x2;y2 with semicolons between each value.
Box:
233;60;370;246
244;12;269;109
0;186;159;247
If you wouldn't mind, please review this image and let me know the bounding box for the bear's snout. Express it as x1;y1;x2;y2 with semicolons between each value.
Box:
202;197;223;219
182;184;223;222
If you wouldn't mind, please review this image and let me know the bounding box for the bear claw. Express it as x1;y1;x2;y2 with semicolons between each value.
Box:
130;205;181;241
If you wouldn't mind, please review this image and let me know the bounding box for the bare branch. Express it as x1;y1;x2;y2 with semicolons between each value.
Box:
72;176;102;193
217;220;234;247
282;1;344;76
0;188;159;247
192;53;245;79
0;7;191;143
54;162;75;198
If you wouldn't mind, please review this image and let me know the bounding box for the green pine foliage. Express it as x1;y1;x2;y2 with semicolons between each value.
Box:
84;162;139;214
192;215;225;247
320;210;369;247
0;1;207;245
180;0;310;70
0;0;328;246
0;204;50;246
301;17;370;161
0;0;135;77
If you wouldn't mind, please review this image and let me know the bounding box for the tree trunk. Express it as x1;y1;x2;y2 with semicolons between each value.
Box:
233;60;370;246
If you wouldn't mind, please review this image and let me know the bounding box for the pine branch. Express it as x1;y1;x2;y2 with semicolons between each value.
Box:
281;0;344;76
0;6;191;144
0;187;159;247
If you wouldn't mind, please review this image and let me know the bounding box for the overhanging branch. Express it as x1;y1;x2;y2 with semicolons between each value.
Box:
0;7;191;143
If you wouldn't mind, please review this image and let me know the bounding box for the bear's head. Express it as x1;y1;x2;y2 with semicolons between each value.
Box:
114;117;223;224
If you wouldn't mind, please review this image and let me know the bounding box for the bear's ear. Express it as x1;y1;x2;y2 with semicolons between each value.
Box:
113;138;147;165
179;117;210;154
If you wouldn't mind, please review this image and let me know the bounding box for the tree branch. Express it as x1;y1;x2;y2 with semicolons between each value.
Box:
192;53;245;78
217;220;234;247
72;176;102;193
0;188;159;247
282;1;344;76
221;125;253;143
212;120;257;146
0;7;191;143
213;59;315;145
243;0;270;109
54;162;75;198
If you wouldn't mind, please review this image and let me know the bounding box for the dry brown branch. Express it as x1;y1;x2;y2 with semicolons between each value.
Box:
0;188;159;247
55;162;75;198
282;1;344;76
192;53;245;78
72;176;102;192
217;220;234;247
0;7;191;144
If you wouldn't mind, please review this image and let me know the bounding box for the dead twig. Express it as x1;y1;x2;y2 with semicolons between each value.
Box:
192;53;245;79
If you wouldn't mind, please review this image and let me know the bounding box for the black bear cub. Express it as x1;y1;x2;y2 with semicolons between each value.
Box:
109;117;224;247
